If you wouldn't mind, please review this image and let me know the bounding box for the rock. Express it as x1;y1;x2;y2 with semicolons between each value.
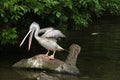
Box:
13;44;81;75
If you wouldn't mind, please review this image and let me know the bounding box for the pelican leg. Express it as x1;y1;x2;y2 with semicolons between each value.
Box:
45;50;50;56
49;51;56;59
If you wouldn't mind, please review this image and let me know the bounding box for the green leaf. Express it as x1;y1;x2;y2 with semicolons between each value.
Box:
14;5;18;11
3;2;9;8
34;8;39;13
56;12;61;18
1;13;4;17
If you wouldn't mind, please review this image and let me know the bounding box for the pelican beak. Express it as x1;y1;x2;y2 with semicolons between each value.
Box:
19;29;34;51
28;29;34;50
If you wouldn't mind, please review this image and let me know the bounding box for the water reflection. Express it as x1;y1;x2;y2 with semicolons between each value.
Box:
13;69;80;80
0;16;120;80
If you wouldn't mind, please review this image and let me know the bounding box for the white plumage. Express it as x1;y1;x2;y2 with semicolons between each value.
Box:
20;22;65;59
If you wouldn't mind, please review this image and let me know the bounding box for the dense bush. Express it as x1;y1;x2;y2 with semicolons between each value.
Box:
0;0;120;45
0;27;18;45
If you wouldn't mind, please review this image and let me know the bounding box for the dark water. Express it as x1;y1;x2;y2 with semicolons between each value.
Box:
1;16;120;80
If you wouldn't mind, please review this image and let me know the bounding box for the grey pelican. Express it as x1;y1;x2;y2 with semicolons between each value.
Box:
19;22;65;59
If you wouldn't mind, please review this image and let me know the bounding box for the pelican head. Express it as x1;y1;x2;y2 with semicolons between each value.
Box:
19;22;40;50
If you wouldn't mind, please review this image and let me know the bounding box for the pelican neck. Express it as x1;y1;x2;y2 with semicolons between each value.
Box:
34;26;40;38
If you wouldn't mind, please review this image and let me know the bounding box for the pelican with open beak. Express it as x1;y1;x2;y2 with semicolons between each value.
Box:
19;22;66;59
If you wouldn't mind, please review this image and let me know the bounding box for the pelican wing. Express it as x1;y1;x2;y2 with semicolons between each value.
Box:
39;27;54;33
41;29;66;39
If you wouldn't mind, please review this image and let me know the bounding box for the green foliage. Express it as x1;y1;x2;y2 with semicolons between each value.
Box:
0;28;18;45
0;0;120;25
101;0;120;15
0;0;29;22
0;0;120;45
